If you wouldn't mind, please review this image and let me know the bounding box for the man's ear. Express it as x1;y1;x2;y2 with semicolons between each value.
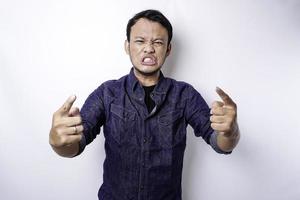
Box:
125;40;130;55
166;43;172;57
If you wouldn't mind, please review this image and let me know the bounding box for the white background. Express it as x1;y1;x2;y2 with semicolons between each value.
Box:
1;0;300;199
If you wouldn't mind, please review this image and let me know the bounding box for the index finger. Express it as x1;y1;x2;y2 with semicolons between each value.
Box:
57;95;76;115
216;87;235;106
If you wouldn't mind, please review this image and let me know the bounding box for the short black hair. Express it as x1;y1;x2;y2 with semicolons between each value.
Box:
126;9;173;45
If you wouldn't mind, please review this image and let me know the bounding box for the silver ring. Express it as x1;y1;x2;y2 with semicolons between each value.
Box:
74;125;77;133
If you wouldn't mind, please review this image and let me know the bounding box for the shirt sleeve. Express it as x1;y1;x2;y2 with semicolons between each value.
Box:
209;131;232;154
185;85;231;154
76;85;106;155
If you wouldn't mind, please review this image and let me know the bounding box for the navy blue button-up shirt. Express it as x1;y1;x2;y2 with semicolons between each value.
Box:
79;68;229;200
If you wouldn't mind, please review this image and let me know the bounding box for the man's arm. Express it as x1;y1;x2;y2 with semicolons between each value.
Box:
210;87;240;152
49;95;83;158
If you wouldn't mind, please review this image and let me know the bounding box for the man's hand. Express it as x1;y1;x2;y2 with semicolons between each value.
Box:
49;95;83;156
210;87;238;138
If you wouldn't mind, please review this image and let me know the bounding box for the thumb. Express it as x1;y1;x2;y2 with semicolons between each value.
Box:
69;107;80;117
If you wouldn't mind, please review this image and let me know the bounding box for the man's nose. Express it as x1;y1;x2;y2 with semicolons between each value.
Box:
143;43;155;53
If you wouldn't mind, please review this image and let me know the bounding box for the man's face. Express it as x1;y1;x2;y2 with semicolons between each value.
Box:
125;18;171;77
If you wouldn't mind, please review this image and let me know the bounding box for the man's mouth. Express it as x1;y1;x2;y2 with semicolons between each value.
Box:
141;56;157;66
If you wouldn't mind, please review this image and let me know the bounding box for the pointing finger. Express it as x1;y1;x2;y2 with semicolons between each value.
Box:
216;87;235;106
58;95;76;115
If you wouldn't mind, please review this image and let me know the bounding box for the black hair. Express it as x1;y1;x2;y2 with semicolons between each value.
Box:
126;9;173;45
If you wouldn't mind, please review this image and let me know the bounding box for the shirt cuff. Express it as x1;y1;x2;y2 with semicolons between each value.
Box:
74;134;87;157
209;131;232;155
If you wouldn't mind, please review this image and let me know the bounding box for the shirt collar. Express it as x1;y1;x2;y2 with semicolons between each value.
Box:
127;67;170;96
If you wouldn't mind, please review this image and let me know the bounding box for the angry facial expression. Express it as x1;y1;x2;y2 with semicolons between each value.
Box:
125;18;171;77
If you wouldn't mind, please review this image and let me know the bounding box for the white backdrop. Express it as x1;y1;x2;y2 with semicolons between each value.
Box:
1;0;300;199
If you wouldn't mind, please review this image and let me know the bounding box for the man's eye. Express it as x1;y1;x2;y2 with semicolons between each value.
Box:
154;41;164;45
135;40;144;43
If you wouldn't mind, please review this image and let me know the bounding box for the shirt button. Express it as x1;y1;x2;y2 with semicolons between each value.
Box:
143;138;147;143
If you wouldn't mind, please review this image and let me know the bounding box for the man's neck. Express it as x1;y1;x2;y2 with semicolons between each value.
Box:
133;69;160;86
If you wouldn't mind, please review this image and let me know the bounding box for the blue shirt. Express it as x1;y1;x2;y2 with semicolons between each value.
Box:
78;68;230;200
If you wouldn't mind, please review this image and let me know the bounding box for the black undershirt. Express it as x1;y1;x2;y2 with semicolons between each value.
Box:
143;85;156;113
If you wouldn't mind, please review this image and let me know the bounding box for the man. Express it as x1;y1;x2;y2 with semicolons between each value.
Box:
49;9;240;200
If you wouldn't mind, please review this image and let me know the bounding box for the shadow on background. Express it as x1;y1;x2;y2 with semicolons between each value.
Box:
161;35;181;77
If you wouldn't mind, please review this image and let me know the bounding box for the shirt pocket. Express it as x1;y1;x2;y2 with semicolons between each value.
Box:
158;108;186;148
108;103;137;144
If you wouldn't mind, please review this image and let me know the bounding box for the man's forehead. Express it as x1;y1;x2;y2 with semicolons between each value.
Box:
130;18;168;38
130;18;168;40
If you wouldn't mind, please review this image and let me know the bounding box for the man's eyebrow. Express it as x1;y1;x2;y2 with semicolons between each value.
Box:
134;36;145;40
153;38;165;41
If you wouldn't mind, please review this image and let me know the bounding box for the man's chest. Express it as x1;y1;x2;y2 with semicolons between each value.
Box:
102;92;187;149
